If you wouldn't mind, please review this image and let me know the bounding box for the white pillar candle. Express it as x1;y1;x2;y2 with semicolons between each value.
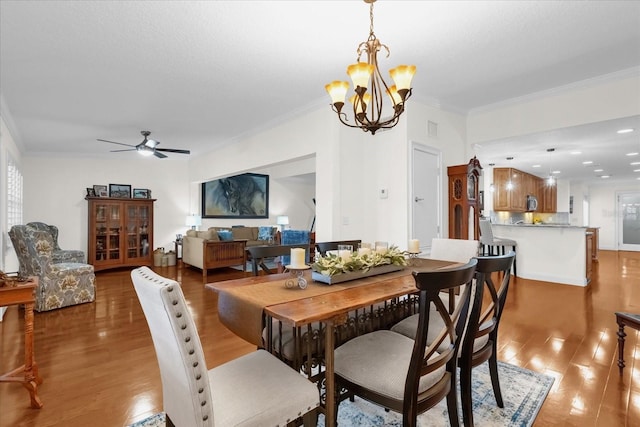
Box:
375;241;388;253
339;250;352;262
408;239;420;253
358;247;371;256
290;248;306;268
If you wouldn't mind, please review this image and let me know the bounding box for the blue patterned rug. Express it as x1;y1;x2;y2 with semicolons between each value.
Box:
129;361;553;427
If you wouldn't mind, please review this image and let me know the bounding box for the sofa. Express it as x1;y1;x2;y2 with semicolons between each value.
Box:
182;226;278;281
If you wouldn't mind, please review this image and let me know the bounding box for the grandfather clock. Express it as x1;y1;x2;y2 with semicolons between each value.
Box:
447;157;482;240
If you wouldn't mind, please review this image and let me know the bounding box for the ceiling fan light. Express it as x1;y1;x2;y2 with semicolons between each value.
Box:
389;64;416;91
145;139;159;148
347;62;374;90
139;148;154;157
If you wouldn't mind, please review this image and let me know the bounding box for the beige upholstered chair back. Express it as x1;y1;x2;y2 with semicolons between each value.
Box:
430;238;479;263
131;267;214;427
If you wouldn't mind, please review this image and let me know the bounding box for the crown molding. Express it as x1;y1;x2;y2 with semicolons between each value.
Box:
0;93;25;153
468;67;640;115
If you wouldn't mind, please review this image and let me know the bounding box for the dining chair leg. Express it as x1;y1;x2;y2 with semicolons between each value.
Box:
488;345;504;408
460;361;474;427
446;369;461;427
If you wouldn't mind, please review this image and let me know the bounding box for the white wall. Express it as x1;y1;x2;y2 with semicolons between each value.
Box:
22;156;190;254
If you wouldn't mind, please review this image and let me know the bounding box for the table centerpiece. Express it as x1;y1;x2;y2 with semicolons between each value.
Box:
311;245;407;284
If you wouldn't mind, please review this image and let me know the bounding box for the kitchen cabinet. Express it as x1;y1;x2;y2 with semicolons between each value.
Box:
87;197;155;271
541;182;557;213
493;168;526;212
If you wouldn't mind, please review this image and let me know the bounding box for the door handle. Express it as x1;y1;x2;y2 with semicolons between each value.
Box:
415;197;424;202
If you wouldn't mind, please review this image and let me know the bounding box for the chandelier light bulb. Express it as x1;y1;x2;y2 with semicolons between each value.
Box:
325;81;349;108
347;62;374;89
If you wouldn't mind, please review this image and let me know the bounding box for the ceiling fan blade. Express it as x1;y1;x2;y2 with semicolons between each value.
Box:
98;139;137;148
153;151;168;159
110;149;137;152
156;148;191;154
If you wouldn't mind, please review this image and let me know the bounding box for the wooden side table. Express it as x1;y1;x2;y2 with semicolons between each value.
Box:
0;277;43;408
616;312;640;374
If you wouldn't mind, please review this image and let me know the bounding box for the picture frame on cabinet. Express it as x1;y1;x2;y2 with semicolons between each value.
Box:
109;184;131;198
86;188;96;197
133;188;150;199
93;185;108;197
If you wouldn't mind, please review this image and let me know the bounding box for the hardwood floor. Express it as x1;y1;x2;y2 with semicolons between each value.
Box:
1;250;638;427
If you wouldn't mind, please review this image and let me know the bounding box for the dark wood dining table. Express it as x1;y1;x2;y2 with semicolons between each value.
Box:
206;258;457;427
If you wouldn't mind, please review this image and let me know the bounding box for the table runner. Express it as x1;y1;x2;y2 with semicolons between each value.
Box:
210;258;456;346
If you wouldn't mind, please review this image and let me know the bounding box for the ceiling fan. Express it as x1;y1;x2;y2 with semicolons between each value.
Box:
98;130;190;159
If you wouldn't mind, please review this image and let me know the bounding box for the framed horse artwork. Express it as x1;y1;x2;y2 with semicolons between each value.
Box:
201;173;269;218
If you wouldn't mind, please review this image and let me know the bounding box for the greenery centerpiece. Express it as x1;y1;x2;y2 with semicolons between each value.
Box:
311;245;407;277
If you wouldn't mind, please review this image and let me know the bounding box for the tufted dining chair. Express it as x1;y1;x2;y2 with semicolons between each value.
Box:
331;260;480;427
131;267;319;427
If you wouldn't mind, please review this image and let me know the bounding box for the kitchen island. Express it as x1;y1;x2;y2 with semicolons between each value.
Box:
492;224;595;286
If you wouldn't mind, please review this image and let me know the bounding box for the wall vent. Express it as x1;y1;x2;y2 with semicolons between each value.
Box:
427;121;438;138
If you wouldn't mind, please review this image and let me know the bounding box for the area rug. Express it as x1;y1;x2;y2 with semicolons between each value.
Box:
128;361;553;427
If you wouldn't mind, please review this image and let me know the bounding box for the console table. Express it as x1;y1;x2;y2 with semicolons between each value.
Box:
616;311;640;374
0;277;43;408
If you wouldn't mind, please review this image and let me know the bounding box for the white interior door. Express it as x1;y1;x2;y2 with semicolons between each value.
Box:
411;143;441;254
618;191;640;251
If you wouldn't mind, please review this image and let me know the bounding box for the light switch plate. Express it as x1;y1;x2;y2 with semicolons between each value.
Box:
380;188;388;199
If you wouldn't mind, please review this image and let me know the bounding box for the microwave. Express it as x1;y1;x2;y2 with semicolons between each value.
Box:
526;195;538;211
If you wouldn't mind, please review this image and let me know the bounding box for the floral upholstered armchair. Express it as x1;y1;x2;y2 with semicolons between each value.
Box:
26;221;85;264
9;225;95;312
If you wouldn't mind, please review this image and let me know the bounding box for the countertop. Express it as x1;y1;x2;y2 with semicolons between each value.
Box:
493;223;597;229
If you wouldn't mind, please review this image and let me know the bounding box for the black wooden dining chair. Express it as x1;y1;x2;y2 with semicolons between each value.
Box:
458;252;514;427
246;244;310;276
391;252;515;427
332;260;481;427
315;240;362;257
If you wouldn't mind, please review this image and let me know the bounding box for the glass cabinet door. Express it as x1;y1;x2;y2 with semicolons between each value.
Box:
94;202;121;262
126;203;151;260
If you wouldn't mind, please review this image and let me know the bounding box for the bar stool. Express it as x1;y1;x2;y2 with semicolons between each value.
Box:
479;219;517;276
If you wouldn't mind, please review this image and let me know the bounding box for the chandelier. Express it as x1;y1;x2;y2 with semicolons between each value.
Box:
325;0;416;135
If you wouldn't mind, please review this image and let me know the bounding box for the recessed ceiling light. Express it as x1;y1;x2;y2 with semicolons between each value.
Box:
582;161;593;165
617;128;635;134
552;170;561;174
570;151;582;155
631;162;640;165
634;169;640;172
532;164;541;168
601;175;610;179
627;152;639;156
594;168;604;172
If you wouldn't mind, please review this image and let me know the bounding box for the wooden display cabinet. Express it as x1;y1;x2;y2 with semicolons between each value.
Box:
87;197;155;271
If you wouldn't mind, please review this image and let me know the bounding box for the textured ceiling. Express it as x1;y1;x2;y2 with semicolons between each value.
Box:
1;1;639;183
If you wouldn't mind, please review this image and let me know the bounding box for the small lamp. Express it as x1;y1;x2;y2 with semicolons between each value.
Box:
276;215;289;232
186;214;202;231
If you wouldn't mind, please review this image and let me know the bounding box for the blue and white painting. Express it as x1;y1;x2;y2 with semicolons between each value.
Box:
201;173;269;218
